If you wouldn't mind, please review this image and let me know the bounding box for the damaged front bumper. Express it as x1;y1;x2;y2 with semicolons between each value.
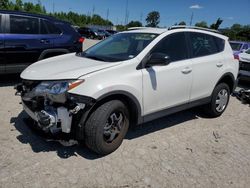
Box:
15;80;95;134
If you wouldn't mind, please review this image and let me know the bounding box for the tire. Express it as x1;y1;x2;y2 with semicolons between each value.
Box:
84;100;129;155
203;83;230;117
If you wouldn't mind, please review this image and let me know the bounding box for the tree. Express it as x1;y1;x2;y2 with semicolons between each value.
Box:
14;0;23;10
126;21;142;28
210;18;223;30
146;11;160;27
178;21;186;25
195;21;208;28
0;0;9;9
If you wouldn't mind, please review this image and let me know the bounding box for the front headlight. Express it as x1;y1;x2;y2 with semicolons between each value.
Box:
35;80;84;95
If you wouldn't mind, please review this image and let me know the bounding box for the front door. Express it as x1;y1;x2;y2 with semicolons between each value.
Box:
142;32;193;117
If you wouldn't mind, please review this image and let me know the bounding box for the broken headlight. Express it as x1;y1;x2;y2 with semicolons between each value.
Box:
35;80;84;95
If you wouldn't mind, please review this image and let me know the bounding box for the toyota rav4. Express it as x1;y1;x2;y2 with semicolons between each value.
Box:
16;26;238;155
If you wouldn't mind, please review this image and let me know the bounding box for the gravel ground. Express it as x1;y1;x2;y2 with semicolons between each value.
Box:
0;74;249;188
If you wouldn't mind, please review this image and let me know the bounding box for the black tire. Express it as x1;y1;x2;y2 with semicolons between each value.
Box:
203;83;230;117
84;100;129;155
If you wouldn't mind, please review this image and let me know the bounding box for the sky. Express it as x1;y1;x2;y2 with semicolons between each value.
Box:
22;0;250;28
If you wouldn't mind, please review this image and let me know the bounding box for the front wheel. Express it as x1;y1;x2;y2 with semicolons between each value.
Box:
203;83;230;117
84;100;129;155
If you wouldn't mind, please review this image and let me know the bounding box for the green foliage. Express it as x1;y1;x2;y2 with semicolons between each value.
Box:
146;11;160;27
126;21;142;28
116;25;127;31
195;21;208;28
0;0;113;26
222;24;250;41
178;21;186;25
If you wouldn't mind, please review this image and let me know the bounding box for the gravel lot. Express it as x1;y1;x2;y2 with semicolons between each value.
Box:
0;39;249;188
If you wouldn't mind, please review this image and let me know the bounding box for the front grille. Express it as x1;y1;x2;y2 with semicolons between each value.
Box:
239;61;250;71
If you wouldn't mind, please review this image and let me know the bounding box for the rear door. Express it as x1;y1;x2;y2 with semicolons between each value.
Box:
4;14;53;73
0;14;5;74
187;32;226;101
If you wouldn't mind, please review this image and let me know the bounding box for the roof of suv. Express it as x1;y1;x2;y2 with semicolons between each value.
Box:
125;26;227;40
0;10;67;23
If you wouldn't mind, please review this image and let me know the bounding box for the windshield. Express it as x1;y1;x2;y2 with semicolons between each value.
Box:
80;32;158;62
230;42;242;51
246;49;250;54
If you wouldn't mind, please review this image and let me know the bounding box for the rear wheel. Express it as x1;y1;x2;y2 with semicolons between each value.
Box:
203;83;230;117
84;100;129;155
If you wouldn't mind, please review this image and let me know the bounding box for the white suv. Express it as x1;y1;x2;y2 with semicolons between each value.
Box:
16;26;238;155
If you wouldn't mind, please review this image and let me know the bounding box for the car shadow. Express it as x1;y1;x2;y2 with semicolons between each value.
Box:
0;74;21;87
11;108;205;159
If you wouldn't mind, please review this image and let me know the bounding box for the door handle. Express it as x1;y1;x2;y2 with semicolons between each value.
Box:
40;39;50;44
216;62;223;68
181;67;192;74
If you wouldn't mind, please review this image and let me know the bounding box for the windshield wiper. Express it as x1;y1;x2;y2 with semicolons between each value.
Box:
85;55;106;61
80;52;105;61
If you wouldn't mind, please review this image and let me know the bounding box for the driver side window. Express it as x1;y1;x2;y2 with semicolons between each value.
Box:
151;32;188;62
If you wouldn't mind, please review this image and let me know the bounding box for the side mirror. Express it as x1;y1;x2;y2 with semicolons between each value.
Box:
146;53;171;67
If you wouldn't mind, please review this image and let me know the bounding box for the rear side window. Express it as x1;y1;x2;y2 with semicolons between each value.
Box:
40;19;61;34
214;37;225;52
189;32;221;58
151;32;188;62
10;15;39;34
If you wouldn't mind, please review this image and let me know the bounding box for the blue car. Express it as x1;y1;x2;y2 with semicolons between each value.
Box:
0;10;84;74
229;41;250;60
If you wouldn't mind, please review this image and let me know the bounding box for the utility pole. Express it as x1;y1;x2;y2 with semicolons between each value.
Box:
124;0;128;25
92;5;95;17
140;12;143;23
189;12;194;26
52;1;55;13
106;8;109;21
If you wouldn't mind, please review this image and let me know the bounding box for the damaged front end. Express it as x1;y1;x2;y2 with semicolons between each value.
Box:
15;80;95;134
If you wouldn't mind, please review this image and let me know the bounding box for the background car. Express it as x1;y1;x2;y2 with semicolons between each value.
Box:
78;27;106;40
106;29;118;35
239;48;250;81
0;10;84;74
229;41;250;60
98;29;111;38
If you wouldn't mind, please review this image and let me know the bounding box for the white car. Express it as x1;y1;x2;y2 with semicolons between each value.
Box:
16;26;238;155
239;48;250;80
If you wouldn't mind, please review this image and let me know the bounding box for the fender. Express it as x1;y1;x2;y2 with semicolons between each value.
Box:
96;90;143;124
38;49;70;61
216;72;236;92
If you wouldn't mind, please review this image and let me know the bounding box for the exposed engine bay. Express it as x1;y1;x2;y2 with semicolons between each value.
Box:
15;80;94;134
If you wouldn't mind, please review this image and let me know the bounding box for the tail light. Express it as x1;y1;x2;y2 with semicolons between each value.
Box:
234;54;239;60
78;37;85;43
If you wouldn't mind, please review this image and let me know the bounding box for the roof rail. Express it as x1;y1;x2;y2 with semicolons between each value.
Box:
168;25;221;34
127;27;150;30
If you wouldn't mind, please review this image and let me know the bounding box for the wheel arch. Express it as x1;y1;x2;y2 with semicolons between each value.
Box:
95;91;143;126
216;72;236;94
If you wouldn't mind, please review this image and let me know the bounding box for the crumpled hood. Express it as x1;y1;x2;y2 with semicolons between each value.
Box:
21;53;121;80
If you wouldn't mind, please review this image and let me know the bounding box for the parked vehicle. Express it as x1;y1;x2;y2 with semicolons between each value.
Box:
16;26;238;155
106;29;118;35
238;48;250;81
78;27;105;40
229;41;250;60
98;29;111;38
0;10;84;74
